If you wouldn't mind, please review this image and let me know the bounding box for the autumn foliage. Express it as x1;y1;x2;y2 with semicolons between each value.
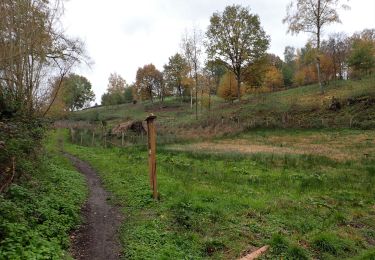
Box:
217;71;239;102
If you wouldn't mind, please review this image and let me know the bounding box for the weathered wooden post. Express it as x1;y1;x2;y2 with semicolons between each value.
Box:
146;114;158;200
92;130;95;146
80;132;83;145
121;131;125;147
70;128;75;143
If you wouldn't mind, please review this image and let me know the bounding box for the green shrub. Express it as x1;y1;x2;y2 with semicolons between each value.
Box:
0;152;86;258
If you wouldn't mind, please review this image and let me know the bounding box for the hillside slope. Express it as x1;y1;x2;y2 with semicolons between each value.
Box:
70;77;375;141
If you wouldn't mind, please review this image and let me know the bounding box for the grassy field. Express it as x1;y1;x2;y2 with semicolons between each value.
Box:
61;128;375;259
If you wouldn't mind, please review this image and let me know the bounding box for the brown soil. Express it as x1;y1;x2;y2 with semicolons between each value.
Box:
65;154;122;260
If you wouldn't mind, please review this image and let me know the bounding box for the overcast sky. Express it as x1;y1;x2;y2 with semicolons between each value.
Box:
62;0;375;103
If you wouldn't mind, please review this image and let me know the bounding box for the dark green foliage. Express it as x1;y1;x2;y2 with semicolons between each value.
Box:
348;39;375;77
62;73;95;111
124;87;134;103
0;119;46;185
0;152;86;258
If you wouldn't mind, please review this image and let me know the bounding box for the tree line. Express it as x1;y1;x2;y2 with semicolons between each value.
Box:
2;1;374;119
99;2;374;119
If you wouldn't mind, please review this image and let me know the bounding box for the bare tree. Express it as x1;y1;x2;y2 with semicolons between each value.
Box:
283;0;350;93
0;0;88;117
181;27;203;120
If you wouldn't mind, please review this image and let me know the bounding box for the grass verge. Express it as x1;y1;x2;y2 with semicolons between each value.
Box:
0;131;87;259
62;128;375;259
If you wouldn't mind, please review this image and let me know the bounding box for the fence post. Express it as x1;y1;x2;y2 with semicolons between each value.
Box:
92;130;95;146
146;114;158;200
121;131;125;147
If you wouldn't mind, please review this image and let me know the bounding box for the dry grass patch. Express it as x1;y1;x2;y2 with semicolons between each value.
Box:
168;130;375;161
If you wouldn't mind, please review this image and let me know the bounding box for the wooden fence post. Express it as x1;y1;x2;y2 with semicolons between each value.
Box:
80;132;83;145
121;131;125;147
70;128;75;143
146;114;158;200
92;130;95;146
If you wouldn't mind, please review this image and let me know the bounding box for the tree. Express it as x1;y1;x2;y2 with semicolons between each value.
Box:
217;71;238;102
321;33;350;80
135;64;163;102
203;59;226;110
0;0;87;117
292;42;319;86
163;53;189;100
206;5;269;101
107;73;126;94
124;87;134;103
243;56;269;87
282;46;296;86
101;73;127;106
62;74;95;111
348;38;375;77
283;0;350;93
264;66;284;91
182;28;203;119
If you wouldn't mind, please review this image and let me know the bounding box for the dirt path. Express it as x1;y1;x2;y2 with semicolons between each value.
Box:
65;154;122;260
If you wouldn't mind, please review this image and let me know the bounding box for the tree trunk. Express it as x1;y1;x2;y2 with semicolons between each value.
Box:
195;80;198;120
237;73;241;101
316;3;323;94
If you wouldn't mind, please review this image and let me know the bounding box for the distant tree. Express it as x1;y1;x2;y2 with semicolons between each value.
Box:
135;64;163;102
243;56;269;87
319;53;335;83
206;5;269;101
293;42;319;86
348;38;375;77
163;53;189;100
203;59;227;110
107;73;126;94
282;46;296;86
283;0;350;93
62;74;95;111
182;27;203;119
264;67;284;91
321;33;350;80
123;87;134;103
217;71;238;102
101;73;127;106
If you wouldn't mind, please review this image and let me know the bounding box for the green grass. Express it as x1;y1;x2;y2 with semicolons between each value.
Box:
61;128;375;259
0;131;87;259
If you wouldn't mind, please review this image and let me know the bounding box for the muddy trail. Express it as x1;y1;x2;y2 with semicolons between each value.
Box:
65;153;122;260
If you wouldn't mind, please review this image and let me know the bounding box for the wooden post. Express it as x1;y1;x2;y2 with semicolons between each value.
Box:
121;132;125;147
70;128;75;143
92;130;95;146
146;114;158;200
80;132;83;145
